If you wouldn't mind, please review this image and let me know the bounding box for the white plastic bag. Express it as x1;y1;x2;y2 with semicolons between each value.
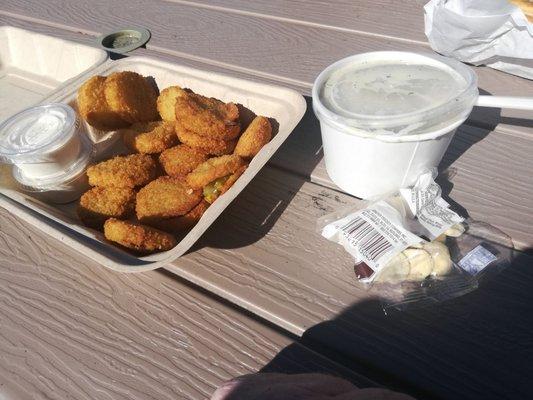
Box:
424;0;533;79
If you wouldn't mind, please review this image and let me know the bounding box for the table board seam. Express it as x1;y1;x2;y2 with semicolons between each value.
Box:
4;8;533;143
161;0;429;46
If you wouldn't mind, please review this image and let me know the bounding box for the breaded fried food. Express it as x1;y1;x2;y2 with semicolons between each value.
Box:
78;186;136;229
122;121;178;154
104;218;177;254
175;122;237;155
157;86;188;121
186;154;245;189
77;76;129;130
104;71;159;123
159;145;208;177
203;164;247;203
234;116;272;158
87;154;157;188
136;176;202;221
174;92;241;140
148;200;209;233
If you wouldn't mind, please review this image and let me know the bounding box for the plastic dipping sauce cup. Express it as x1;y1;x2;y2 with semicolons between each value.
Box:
312;51;478;198
0;103;93;203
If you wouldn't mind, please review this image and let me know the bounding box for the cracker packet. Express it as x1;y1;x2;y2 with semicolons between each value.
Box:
318;171;513;311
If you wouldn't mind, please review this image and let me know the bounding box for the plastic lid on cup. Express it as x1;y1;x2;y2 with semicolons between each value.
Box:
0;103;78;164
312;52;479;138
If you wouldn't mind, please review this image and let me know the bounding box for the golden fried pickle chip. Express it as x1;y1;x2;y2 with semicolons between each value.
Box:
234;116;272;158
159;144;208;177
147;199;210;233
136;176;202;222
157;86;189;121
186;154;245;190
87;154;157;188
104;218;177;254
77;76;129;130
203;164;247;204
174;92;240;140
122;121;178;154
104;71;159;123
78;186;136;229
175;122;237;156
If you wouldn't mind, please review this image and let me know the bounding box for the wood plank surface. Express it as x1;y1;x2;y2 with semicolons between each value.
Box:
3;0;533;135
299;251;533;400
1;163;529;399
2;7;533;400
0;15;307;94
0;207;373;399
167;0;428;42
167;166;533;400
4;13;531;250
271;111;533;250
168;166;363;333
2;4;533;250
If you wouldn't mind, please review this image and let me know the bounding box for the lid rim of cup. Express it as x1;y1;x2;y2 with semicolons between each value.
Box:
314;103;471;143
312;51;478;137
0;103;78;161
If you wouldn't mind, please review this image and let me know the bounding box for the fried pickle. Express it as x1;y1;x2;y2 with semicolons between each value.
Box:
77;76;129;130
157;86;189;121
122;121;178;154
104;71;159;123
175;121;237;155
78;186;136;229
87;154;157;188
203;164;247;203
158;144;208;177
136;176;202;222
174;92;240;140
234;116;272;158
147;199;210;233
186;154;245;189
104;218;177;254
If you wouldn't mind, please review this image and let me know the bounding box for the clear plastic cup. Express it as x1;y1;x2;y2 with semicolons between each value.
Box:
312;51;478;198
0;103;94;203
12;133;93;204
0;103;81;165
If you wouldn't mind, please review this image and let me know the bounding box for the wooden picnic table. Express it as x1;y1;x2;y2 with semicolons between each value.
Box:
1;1;533;399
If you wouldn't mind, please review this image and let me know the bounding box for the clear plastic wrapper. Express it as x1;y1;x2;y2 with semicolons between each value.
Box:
318;172;514;311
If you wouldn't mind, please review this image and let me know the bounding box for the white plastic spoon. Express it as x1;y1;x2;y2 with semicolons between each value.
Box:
476;95;533;110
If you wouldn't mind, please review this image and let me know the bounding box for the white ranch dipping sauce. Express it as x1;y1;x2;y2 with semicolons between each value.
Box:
322;63;466;118
0;104;93;203
316;52;477;137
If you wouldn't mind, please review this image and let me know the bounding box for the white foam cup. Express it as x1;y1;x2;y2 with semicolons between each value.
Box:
312;51;479;198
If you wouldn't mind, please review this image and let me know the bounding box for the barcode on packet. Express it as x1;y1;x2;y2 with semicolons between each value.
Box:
339;215;394;267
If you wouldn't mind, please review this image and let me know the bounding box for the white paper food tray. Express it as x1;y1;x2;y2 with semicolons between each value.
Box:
0;26;108;122
0;56;307;272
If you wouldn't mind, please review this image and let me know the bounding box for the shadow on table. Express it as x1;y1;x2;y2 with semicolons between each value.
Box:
187;249;532;400
187;96;323;252
269;96;324;178
441;86;533;177
438;89;498;176
438;83;533;172
176;96;533;399
434;169;470;219
190;91;527;252
251;249;533;400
